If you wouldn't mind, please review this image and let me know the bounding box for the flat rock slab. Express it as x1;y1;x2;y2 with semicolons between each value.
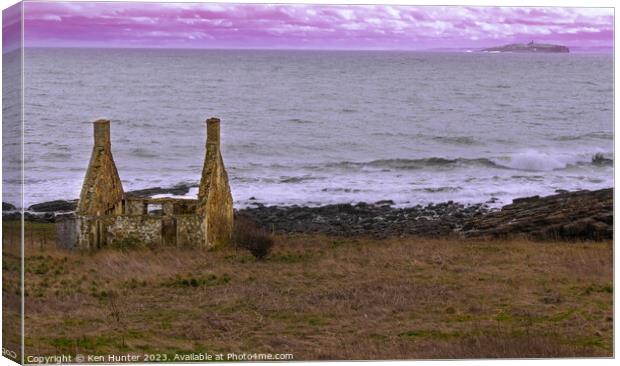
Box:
124;184;195;198
462;188;612;241
28;200;78;212
16;184;197;215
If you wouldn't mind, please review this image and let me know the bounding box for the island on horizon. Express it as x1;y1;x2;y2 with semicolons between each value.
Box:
481;41;570;53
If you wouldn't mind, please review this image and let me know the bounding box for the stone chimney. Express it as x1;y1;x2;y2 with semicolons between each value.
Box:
76;119;124;216
93;119;112;147
207;117;221;147
198;117;233;248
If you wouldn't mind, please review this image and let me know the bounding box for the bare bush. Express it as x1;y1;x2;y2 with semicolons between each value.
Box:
232;216;274;260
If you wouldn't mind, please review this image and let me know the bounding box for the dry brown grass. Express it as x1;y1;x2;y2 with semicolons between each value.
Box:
3;221;613;360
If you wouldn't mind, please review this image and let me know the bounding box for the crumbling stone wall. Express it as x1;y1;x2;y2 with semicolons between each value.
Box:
124;199;147;215
108;216;163;247
59;210;204;250
75;216;116;250
57;117;234;250
56;216;78;250
176;215;204;247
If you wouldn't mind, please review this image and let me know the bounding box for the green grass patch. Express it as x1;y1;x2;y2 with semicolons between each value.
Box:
568;335;606;349
110;236;142;251
398;329;459;340
122;278;149;289
269;252;313;263
307;316;328;326
584;284;613;295
368;333;388;341
50;335;126;353
548;310;576;323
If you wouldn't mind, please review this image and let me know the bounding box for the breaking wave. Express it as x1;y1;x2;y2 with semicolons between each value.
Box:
325;157;499;170
321;152;612;172
492;151;613;171
491;151;568;171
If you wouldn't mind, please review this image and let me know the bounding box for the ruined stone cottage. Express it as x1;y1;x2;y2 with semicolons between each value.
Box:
56;118;233;250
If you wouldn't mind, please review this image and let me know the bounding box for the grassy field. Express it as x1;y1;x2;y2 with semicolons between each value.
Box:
2;221;614;360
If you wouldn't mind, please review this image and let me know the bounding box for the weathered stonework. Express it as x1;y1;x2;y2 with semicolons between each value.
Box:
76;120;124;216
175;215;204;248
198;118;234;248
108;216;163;247
56;118;233;250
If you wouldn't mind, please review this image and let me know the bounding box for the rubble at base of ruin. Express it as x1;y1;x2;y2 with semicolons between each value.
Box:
56;118;234;250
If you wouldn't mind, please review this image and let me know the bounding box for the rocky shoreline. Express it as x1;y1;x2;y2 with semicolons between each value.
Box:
3;187;613;241
238;188;612;240
238;200;489;238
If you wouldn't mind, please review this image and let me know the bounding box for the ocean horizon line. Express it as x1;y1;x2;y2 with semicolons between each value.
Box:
6;45;613;54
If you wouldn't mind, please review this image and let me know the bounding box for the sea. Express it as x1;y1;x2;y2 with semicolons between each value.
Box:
5;48;614;209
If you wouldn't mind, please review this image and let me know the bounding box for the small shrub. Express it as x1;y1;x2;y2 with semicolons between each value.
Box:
233;216;274;260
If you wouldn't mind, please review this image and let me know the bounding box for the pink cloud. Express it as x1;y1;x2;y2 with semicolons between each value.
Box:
2;2;22;53
20;2;613;52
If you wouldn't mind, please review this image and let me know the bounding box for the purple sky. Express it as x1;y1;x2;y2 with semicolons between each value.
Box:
7;2;615;52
